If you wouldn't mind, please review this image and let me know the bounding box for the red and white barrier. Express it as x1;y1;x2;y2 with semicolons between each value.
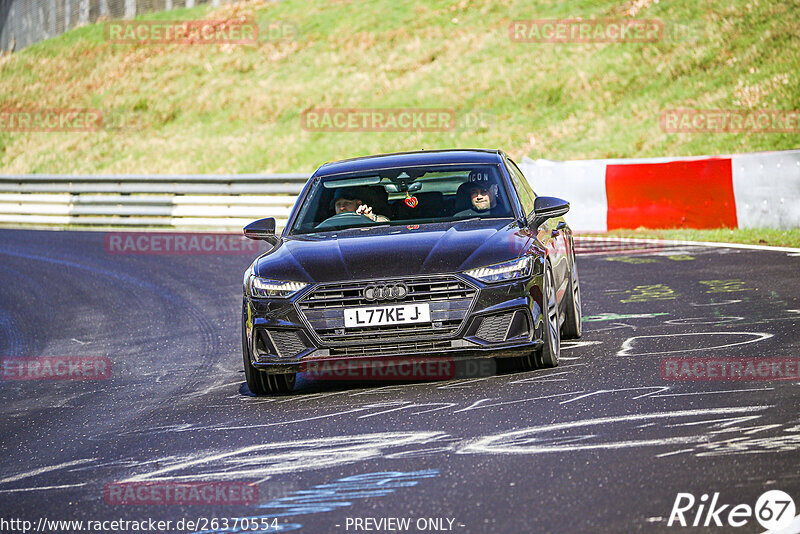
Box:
521;149;800;232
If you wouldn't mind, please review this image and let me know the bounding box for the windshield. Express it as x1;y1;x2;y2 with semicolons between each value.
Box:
290;164;514;234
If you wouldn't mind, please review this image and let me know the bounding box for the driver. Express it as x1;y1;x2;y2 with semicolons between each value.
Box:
316;187;389;229
454;171;504;217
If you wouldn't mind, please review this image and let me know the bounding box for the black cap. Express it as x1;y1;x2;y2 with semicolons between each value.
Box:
330;186;368;209
466;170;497;187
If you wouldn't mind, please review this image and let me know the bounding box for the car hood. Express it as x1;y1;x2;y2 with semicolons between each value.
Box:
255;219;534;283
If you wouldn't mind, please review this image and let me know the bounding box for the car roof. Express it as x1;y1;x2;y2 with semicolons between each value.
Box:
313;149;506;177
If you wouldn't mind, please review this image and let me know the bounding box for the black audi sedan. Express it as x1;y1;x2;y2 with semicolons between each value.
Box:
241;149;581;394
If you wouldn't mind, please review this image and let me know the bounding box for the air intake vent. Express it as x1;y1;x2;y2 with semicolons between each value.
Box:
267;330;307;358
475;313;514;343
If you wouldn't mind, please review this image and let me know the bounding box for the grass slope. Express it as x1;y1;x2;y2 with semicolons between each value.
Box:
0;0;798;174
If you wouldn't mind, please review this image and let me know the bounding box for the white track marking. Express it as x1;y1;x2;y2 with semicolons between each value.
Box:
357;402;458;419
457;406;770;455
447;391;584;413
0;458;95;485
0;483;87;493
559;387;670;404
584;322;637;332
663;415;762;429
617;331;773;356
664;316;743;325
437;377;493;389
561;340;603;350
211;406;379;431
508;371;575;384
451;398;497;414
657;388;774;398
655;449;696;458
124;432;446;482
690;300;743;306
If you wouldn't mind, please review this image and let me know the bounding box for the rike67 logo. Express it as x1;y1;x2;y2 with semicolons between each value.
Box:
668;490;796;530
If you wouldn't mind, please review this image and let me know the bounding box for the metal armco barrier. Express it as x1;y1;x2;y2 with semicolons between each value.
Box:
4;149;799;231
0;174;309;229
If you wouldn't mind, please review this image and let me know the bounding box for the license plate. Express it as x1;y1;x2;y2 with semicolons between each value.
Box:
343;303;430;328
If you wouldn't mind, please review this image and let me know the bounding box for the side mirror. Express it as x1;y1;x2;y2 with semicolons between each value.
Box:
243;217;279;246
530;196;570;229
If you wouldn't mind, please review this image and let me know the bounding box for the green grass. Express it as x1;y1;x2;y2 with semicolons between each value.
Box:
583;228;800;248
0;0;798;173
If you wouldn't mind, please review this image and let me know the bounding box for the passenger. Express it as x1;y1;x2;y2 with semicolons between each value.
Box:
454;171;505;217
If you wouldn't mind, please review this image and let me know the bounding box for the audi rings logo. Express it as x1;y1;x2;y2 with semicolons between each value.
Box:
364;283;408;301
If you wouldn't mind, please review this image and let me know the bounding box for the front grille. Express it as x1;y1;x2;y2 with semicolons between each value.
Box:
475;313;514;343
329;340;453;357
266;330;307;358
298;276;477;345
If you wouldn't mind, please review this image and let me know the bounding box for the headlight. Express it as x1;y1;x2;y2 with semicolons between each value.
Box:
464;257;532;283
249;276;308;298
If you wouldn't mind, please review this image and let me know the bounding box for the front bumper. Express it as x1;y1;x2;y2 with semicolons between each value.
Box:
244;273;546;374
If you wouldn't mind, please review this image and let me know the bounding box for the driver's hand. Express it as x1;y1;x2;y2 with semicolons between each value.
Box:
356;204;377;221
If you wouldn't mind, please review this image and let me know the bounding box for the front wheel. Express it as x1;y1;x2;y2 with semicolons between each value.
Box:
242;302;296;395
535;262;561;368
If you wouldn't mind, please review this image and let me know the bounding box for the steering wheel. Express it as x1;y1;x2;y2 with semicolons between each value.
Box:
314;211;374;230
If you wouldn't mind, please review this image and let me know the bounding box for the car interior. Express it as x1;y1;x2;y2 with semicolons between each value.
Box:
292;167;514;233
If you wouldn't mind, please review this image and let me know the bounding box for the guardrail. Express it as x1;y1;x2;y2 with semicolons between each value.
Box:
0;174;310;228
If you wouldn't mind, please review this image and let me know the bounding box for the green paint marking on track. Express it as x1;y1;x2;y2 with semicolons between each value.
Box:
582;312;670;322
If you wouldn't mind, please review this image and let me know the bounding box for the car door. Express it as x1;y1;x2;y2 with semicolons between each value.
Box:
506;158;570;299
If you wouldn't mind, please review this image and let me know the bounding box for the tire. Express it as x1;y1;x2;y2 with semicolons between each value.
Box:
561;245;582;339
242;302;296;396
535;262;561;368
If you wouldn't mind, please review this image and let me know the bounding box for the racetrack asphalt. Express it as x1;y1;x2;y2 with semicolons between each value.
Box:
1;229;799;534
